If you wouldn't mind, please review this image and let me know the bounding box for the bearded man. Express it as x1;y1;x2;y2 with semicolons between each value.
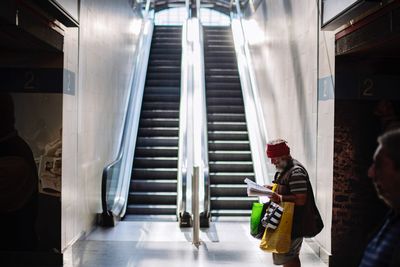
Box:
264;139;323;267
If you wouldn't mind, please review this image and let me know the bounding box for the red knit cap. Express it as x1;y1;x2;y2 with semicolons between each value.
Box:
266;139;290;158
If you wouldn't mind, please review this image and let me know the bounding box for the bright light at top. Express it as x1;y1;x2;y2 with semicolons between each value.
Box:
129;19;142;35
155;7;230;26
199;8;230;26
243;19;265;45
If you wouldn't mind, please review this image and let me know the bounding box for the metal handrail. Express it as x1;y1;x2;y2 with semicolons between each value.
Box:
177;0;193;227
177;19;189;224
196;19;211;224
100;1;154;225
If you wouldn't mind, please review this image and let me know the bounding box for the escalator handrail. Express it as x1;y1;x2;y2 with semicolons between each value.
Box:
101;17;154;220
230;3;273;185
177;20;190;219
197;21;211;219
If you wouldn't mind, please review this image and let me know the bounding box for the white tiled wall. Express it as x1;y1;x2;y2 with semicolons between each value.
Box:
316;30;336;256
243;0;334;258
62;0;143;250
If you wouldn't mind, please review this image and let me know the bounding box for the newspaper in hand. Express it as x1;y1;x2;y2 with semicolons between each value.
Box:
244;178;274;197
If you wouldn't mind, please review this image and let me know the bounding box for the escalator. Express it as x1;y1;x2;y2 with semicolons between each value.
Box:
204;26;257;217
126;26;182;217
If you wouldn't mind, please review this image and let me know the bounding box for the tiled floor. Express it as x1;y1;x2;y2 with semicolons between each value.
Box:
63;218;327;267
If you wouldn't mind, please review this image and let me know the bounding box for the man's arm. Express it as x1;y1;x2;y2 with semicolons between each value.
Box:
270;192;307;206
269;166;309;206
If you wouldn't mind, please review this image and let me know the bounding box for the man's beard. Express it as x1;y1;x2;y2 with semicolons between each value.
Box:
275;159;288;171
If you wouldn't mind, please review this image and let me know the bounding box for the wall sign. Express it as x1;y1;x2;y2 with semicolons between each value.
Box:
0;68;75;95
318;75;335;101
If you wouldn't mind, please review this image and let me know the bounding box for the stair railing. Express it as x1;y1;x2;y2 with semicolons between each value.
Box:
230;1;274;186
177;0;194;227
100;1;154;226
191;16;211;227
177;19;191;227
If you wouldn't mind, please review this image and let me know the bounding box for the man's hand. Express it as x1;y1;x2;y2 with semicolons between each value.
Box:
269;192;282;203
263;184;273;190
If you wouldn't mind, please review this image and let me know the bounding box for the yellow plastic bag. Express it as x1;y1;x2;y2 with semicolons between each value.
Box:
259;201;294;253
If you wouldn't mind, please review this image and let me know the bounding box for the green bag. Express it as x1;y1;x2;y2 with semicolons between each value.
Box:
250;202;268;239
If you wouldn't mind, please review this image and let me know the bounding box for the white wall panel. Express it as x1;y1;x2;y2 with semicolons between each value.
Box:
62;0;143;250
244;0;333;258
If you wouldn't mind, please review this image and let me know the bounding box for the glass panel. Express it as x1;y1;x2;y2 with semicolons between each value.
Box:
323;0;360;25
105;161;122;211
200;8;230;26
155;7;187;25
155;7;231;26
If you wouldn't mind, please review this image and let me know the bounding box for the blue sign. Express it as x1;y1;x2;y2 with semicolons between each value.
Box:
318;75;335;101
0;68;75;95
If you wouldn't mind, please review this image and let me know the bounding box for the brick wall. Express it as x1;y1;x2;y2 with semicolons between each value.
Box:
332;101;388;267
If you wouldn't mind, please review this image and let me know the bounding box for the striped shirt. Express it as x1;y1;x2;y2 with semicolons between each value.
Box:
359;211;400;267
288;167;308;194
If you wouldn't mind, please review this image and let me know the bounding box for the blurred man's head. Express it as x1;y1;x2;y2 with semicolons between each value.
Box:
266;139;292;171
368;129;400;211
0;94;16;137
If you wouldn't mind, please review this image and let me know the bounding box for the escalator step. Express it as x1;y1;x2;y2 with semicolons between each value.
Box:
207;113;246;122
142;102;180;110
205;69;239;75
130;179;177;192
143;94;180;102
144;87;180;95
133;157;178;168
148;59;181;66
205;83;241;90
146;73;181;80
210;184;248;197
206;97;243;105
139;118;179;127
207;89;242;98
132;168;177;180
138;127;179;137
208;150;252;161
205;76;240;83
128;192;177;204
136;137;178;147
147;66;181;73
209;172;255;184
126;204;177;215
205;56;237;63
146;79;180;87
207;121;247;131
205;63;237;69
209;161;254;172
208;140;250;151
208;131;249;141
207;105;244;113
141;110;179;118
135;146;178;157
150;48;181;55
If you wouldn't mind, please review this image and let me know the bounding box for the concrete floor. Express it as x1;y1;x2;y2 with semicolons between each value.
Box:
63;218;327;267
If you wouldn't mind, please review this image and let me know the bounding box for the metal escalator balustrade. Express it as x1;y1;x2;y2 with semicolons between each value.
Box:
127;26;182;217
204;26;258;217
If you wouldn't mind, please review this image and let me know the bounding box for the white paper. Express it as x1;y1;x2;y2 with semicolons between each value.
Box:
244;178;273;197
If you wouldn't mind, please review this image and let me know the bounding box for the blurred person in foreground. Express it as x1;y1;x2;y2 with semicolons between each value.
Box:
359;129;400;267
0;93;38;250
